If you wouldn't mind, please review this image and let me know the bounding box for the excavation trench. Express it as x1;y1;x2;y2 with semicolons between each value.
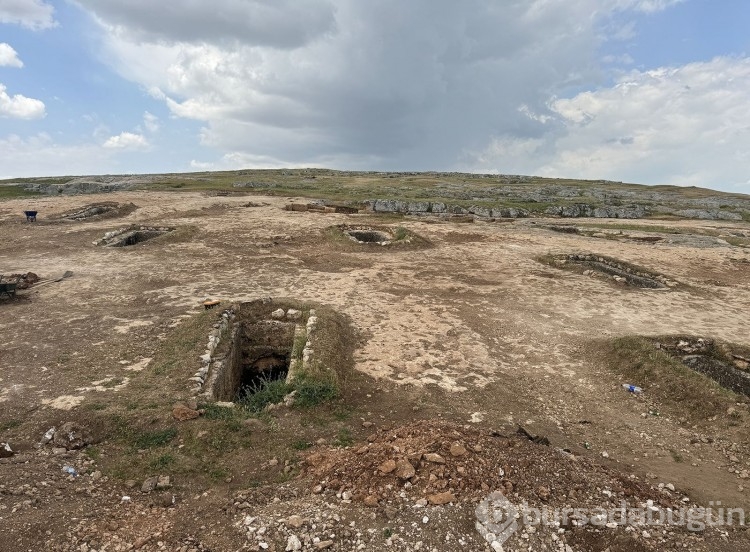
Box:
207;302;310;403
114;230;169;247
658;338;750;397
97;226;175;247
551;254;669;289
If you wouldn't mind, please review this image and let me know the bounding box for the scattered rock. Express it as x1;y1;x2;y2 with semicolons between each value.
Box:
449;443;468;457
172;403;201;421
363;495;379;507
0;442;14;458
394;459;416;480
424;453;446;464
141;477;158;493
285;535;302;551
286;515;304;528
52;422;91;450
427;491;456;505
378;459;397;474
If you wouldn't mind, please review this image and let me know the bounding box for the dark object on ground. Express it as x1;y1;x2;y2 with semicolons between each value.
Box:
24;210;37;222
517;426;551;446
0;281;16;299
203;300;221;310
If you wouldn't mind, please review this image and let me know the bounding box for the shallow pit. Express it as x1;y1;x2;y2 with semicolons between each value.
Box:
346;229;392;244
114;230;169;247
96;225;174;247
60;202;136;221
547;253;671;289
333;224;425;248
657;337;750;397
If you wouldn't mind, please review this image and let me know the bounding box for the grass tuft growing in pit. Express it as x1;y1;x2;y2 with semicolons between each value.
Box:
601;336;745;421
238;375;293;413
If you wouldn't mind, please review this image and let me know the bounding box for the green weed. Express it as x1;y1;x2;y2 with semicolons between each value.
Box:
133;428;177;449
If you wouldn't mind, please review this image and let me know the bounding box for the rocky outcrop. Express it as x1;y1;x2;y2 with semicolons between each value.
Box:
672;209;742;221
545;204;646;219
23;176;153;195
368;199;529;218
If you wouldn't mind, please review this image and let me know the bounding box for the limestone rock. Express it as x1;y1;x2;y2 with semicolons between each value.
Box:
172;403;200;421
378;459;397;474
286;515;304;528
427;491;456;505
449;443;468;457
0;442;13;458
52;422;91;450
394;459;416;480
141;477;158;493
424;453;446;464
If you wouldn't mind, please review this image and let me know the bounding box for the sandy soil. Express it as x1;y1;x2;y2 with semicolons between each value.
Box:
0;191;748;551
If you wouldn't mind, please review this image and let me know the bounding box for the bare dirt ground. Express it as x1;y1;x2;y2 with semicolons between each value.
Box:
1;190;749;551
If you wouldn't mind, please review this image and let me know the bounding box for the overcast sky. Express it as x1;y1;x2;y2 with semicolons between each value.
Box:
0;0;748;192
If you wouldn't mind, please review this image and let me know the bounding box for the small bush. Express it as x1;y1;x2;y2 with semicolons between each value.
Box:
393;226;409;241
149;453;176;470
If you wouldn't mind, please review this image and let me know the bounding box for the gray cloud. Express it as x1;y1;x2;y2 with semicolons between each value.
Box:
71;0;749;190
0;0;56;30
75;0;337;49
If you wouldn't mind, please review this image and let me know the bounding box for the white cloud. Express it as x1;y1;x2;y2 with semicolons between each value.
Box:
0;43;23;67
0;0;56;30
469;56;750;190
0;133;110;177
0;83;45;119
143;111;159;133
103;131;149;150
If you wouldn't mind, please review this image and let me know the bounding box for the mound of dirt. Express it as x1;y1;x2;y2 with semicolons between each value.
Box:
303;420;673;508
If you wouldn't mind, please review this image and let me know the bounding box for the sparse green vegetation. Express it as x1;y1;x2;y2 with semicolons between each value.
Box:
333;428;354;448
393;226;409;241
201;403;236;420
0;419;22;431
602;336;742;421
0;185;42;200
291;439;312;451
149;453;176;470
133;428;178;449
294;373;339;407
238;376;293;413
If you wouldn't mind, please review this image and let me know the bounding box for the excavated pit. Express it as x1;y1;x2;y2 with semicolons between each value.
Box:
550;254;670;289
60;201;137;221
657;337;750;397
348;230;391;243
96;226;175;247
113;230;168;247
345;228;393;244
211;303;301;402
